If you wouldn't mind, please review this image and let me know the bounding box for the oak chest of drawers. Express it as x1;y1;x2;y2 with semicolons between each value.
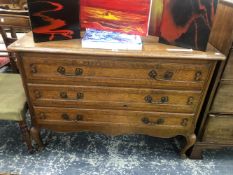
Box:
8;33;225;158
190;0;233;159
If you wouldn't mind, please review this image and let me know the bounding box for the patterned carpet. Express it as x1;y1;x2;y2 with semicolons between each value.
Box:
0;118;233;175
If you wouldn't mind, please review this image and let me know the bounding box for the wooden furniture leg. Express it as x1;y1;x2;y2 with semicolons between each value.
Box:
180;134;196;158
30;126;44;149
18;120;33;153
189;144;204;159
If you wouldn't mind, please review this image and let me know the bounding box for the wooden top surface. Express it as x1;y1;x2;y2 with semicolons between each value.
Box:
220;0;233;7
8;32;225;60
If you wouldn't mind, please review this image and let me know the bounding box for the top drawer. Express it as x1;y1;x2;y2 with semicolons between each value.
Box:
222;50;233;80
22;53;212;90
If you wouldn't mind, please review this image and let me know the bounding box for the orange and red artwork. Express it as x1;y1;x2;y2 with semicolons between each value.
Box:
159;0;218;51
80;0;151;36
28;0;80;43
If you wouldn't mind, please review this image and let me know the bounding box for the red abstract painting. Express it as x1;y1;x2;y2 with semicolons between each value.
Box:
28;0;80;43
80;0;151;36
159;0;218;51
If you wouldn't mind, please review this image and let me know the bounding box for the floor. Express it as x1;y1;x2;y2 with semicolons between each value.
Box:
0;117;233;175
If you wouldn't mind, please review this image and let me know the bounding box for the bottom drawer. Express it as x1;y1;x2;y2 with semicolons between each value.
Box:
203;114;233;144
34;107;194;130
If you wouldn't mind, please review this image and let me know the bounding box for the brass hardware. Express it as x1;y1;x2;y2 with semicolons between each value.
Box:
76;115;83;121
31;64;37;73
144;95;169;104
164;71;173;80
34;90;41;99
75;68;83;76
195;71;202;81
57;66;83;76
77;92;84;99
149;69;174;81
156;118;165;125
187;97;194;105
148;69;157;79
141;117;165;125
39;112;46;120
181;118;188;126
60;92;68;99
57;66;66;75
62;113;70;120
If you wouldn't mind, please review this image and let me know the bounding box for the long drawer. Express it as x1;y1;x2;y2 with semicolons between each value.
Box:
211;82;233;113
28;84;201;113
22;53;212;90
203;114;233;144
34;107;194;130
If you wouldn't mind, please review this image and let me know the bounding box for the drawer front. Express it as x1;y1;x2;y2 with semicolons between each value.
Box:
211;82;233;113
28;84;201;113
22;54;212;90
203;114;233;144
222;50;233;80
34;107;194;129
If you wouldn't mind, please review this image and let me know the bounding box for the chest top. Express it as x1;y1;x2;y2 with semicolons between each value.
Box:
8;32;225;61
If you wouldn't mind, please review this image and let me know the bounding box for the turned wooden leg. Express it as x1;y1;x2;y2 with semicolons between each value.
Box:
189;144;203;159
30;126;44;150
180;134;196;159
18;120;33;153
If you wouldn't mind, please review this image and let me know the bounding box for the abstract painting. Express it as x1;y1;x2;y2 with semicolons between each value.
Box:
80;0;151;36
158;0;218;51
28;0;81;43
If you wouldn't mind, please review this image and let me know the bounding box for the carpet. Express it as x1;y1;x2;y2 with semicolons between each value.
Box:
0;119;233;175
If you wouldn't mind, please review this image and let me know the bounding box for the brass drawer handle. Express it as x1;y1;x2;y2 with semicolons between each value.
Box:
77;92;84;99
142;117;165;125
62;113;70;121
39;112;46;120
148;69;174;80
60;92;84;100
164;71;174;80
76;115;83;121
34;90;41;99
60;92;68;99
57;66;83;76
31;64;37;73
144;95;169;104
195;71;202;81
181;118;188;126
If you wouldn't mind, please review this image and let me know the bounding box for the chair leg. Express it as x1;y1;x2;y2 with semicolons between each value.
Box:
18;120;33;153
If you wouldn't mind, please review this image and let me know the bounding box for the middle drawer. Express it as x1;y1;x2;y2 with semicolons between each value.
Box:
28;84;201;113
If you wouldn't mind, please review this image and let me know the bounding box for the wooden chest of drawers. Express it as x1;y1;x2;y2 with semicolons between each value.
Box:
190;0;233;159
8;33;225;158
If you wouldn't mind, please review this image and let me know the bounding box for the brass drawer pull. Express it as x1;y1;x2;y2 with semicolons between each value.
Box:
142;117;165;125
148;69;157;79
57;66;83;76
148;69;174;80
181;118;188;126
76;115;83;121
144;95;169;104
77;92;84;99
34;90;41;99
195;71;202;81
60;92;68;99
39;112;46;120
164;71;174;80
62;113;70;121
31;64;37;73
